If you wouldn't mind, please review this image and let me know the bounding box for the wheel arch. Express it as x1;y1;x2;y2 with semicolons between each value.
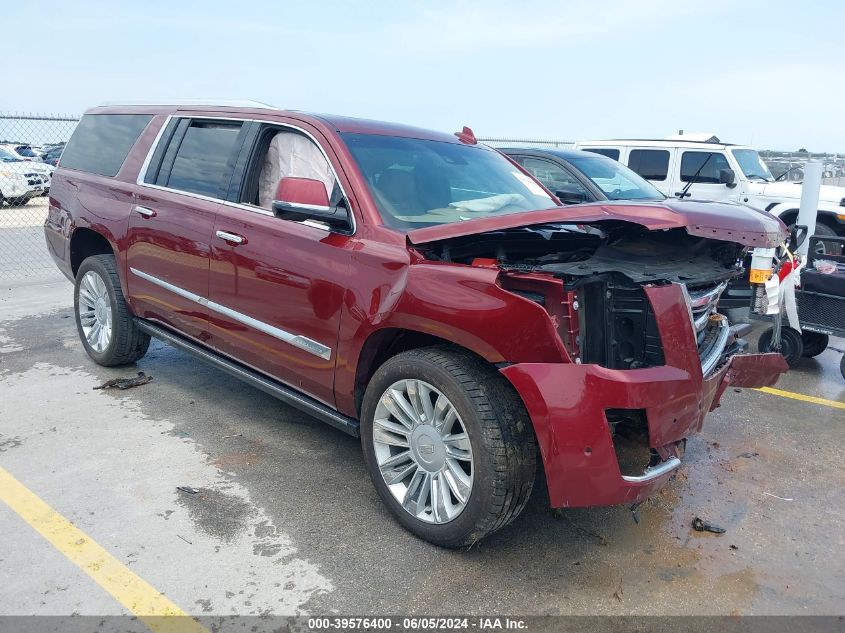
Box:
774;207;844;235
352;327;494;418
69;227;116;277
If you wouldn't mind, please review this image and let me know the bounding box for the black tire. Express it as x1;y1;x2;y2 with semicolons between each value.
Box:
74;254;150;366
360;347;537;548
758;326;803;368
840;355;845;381
801;331;829;358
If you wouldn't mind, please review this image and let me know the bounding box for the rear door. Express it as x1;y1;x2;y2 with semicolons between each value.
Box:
127;117;246;342
625;148;673;197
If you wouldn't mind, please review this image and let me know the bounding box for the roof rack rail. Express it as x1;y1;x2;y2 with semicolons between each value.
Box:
98;99;278;109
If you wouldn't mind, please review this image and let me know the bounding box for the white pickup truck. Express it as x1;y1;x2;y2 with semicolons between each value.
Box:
574;136;845;239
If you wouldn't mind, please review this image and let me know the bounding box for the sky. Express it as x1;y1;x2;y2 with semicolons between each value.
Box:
4;0;844;151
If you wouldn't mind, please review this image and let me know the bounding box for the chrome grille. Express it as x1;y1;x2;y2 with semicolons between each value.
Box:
687;281;728;333
681;281;730;377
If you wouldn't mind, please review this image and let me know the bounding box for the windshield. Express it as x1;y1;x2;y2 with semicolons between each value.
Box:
0;148;21;162
731;149;773;181
15;146;36;157
568;155;665;200
342;133;557;229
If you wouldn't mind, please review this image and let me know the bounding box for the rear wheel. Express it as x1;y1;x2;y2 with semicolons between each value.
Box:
360;347;536;548
801;331;829;358
758;326;803;368
74;254;150;366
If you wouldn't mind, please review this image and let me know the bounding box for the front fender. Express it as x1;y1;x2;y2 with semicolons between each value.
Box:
333;260;567;416
766;201;845;228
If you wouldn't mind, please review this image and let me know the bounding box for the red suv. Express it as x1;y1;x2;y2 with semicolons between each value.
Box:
45;102;788;547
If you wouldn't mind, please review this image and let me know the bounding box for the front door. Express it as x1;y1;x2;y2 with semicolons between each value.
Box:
207;123;353;407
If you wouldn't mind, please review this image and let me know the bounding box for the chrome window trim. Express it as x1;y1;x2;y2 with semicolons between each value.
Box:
135;114;356;235
273;200;333;212
129;267;332;361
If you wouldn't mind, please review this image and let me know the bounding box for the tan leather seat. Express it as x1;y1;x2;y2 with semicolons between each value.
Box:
258;132;335;209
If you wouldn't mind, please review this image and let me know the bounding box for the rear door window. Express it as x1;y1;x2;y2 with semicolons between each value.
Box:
680;151;731;183
582;147;620;161
163;121;243;198
627;149;670;181
60;114;152;176
516;157;590;197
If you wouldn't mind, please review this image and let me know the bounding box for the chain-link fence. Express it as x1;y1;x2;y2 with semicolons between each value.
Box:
1;113;79;281
478;137;575;149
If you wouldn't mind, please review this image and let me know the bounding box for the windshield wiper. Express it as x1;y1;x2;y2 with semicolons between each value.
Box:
677;153;713;199
775;165;801;181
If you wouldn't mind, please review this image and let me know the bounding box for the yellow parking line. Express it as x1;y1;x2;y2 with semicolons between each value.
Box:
755;386;845;410
0;466;208;633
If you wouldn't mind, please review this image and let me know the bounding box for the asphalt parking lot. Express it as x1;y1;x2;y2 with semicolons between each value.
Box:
1;274;843;621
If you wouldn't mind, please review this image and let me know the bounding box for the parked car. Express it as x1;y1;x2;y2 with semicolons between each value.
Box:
499;147;665;204
0;147;50;205
497;148;753;319
0;144;54;192
574;137;845;239
46;103;788;547
3;144;40;160
40;145;64;167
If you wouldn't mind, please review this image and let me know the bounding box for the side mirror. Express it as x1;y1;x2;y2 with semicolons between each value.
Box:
272;177;352;233
719;168;737;188
555;189;588;205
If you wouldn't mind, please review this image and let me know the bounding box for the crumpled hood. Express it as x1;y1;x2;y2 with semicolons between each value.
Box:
754;180;845;203
407;199;787;248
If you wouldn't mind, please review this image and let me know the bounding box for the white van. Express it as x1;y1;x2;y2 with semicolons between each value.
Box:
574;137;845;238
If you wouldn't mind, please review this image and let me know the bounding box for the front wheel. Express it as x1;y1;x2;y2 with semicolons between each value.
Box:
74;254;150;366
360;347;536;548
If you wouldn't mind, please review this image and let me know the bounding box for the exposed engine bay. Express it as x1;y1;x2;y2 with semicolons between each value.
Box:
418;221;748;374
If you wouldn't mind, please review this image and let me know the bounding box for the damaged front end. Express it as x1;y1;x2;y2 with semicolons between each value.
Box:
409;206;789;508
418;221;751;378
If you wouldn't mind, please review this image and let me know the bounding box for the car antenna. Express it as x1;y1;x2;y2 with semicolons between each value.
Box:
677;152;713;199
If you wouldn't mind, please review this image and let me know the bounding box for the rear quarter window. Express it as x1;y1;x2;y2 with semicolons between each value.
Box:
59;114;152;177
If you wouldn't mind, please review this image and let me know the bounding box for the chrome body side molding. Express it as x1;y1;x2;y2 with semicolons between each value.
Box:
129;267;332;360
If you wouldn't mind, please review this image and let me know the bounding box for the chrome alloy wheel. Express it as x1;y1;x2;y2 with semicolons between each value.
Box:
78;270;113;353
373;379;473;524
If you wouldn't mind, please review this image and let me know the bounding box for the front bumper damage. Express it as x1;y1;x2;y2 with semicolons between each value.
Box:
501;284;788;509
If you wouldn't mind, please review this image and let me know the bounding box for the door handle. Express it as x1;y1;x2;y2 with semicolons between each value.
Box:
215;230;246;245
134;205;156;218
674;191;691;198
